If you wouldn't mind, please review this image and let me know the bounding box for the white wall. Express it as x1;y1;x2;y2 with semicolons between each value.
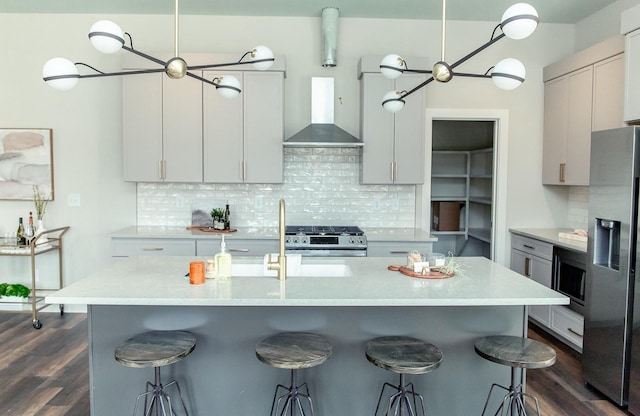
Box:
575;0;640;51
0;12;575;291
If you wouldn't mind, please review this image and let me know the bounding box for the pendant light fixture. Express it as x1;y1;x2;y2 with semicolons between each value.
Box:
42;0;275;97
380;1;539;112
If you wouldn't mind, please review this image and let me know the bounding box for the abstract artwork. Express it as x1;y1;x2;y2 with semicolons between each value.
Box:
0;129;54;201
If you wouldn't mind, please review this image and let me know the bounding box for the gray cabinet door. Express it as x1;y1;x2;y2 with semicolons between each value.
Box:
203;70;244;183
360;73;425;184
244;72;284;184
542;66;593;185
203;71;284;184
123;73;163;182
162;72;203;182
361;73;395;184
123;72;202;182
625;30;640;123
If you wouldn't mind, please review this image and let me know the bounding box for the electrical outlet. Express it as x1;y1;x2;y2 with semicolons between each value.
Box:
67;194;81;207
373;199;381;211
255;195;264;210
391;198;399;211
176;195;185;208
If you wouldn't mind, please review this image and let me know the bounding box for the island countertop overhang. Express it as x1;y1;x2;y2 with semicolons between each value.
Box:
47;256;569;307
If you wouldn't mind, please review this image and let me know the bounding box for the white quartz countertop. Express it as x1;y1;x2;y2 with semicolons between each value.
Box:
47;256;567;307
111;226;437;242
509;228;587;253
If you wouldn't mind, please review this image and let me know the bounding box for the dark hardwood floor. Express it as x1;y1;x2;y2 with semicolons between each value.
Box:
526;323;631;416
0;312;633;415
0;312;89;416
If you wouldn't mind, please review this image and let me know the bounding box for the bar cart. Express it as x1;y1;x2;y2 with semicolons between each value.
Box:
0;226;69;329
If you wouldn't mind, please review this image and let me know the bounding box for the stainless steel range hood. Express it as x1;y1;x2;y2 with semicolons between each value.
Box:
284;77;363;147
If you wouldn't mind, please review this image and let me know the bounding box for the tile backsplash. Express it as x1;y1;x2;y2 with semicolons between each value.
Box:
567;186;589;230
137;148;417;228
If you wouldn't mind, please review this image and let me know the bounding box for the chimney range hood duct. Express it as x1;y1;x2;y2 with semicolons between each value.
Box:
321;7;339;67
284;77;363;147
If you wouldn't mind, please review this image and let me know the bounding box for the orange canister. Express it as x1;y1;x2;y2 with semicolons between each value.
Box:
189;261;205;285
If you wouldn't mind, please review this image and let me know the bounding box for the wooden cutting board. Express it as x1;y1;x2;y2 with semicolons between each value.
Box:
388;265;454;279
186;226;238;233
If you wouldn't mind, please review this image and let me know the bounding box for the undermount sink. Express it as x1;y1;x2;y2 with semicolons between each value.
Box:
231;262;352;277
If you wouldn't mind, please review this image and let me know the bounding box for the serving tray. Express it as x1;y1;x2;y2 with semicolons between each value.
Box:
388;265;455;279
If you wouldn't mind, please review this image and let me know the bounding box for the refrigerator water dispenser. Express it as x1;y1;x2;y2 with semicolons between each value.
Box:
593;218;620;270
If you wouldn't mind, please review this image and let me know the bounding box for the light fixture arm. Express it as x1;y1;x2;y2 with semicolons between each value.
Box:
396;29;505;102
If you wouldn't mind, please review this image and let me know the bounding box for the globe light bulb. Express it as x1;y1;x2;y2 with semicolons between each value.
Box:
251;46;275;71
217;75;242;98
88;20;125;54
501;3;539;40
42;57;80;91
382;90;405;113
492;58;526;90
380;54;406;79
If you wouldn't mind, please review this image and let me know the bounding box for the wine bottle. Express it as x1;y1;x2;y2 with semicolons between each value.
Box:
16;217;26;246
25;211;35;243
224;204;231;230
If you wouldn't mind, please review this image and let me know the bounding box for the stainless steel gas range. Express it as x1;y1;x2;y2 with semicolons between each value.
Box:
284;225;367;257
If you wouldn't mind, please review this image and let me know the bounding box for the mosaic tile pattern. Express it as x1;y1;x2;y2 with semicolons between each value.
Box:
137;148;417;228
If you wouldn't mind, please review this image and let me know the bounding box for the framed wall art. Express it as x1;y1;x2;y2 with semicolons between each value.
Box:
0;128;54;201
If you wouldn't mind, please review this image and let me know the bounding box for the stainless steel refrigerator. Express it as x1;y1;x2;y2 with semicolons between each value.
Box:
583;126;640;413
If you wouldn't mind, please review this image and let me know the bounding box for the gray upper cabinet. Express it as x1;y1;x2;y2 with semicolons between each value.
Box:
622;4;640;123
123;72;203;182
542;66;593;186
624;29;640;123
542;36;624;186
204;71;284;183
358;56;426;185
122;53;286;184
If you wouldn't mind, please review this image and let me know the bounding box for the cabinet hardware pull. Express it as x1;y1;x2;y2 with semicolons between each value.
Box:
159;160;167;180
142;248;164;251
390;250;409;254
393;163;398;182
523;244;535;250
390;163;395;182
568;327;583;338
228;248;250;252
559;163;566;183
524;257;531;277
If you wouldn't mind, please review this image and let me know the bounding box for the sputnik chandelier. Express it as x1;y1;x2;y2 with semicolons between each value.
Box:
42;0;274;98
380;1;539;112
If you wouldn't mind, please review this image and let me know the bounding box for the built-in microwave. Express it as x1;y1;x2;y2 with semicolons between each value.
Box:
553;247;586;315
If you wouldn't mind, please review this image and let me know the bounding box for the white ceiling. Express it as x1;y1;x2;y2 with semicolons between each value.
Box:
0;0;621;24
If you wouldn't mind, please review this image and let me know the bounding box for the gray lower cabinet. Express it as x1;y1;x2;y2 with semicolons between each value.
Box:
112;238;196;257
196;239;278;257
510;233;584;350
510;235;553;326
367;241;433;258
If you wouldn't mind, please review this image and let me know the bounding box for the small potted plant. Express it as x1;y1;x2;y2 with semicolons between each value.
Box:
211;208;225;230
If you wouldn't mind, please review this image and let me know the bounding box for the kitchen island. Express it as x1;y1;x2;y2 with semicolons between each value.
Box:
47;256;568;416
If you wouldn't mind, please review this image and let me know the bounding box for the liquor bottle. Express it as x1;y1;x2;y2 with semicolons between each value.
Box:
25;212;35;243
224;204;231;230
16;217;26;246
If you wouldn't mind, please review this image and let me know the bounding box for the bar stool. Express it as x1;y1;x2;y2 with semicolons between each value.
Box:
255;332;332;416
365;335;444;416
474;335;556;416
115;330;196;416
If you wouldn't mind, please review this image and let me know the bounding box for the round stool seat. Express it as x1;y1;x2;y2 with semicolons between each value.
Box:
256;332;332;370
366;336;443;375
474;335;556;369
115;330;197;369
